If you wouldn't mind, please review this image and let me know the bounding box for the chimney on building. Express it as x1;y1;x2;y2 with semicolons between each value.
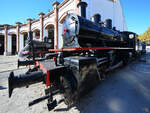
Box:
38;12;45;17
52;1;60;9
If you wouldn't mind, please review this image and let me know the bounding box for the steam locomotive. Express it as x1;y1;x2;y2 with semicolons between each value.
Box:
8;2;141;111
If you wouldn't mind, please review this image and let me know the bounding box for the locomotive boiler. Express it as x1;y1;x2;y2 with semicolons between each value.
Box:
8;1;138;111
62;2;134;49
18;31;53;59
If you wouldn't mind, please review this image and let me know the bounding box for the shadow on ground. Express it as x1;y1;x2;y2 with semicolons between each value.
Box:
0;86;6;90
54;53;150;113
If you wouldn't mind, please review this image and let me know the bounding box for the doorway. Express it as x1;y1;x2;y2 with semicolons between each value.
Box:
24;33;28;47
45;25;54;49
12;34;16;55
0;35;4;55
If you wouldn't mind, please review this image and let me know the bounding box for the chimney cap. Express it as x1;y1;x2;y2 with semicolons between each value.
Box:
38;12;45;16
77;2;87;8
27;18;33;22
16;22;22;25
3;24;10;26
52;1;60;7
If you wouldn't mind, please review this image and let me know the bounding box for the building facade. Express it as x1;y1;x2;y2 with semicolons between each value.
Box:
0;0;127;55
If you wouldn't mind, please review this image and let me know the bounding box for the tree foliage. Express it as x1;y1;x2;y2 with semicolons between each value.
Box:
138;27;150;42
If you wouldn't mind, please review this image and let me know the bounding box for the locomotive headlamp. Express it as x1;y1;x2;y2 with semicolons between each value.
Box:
129;34;134;39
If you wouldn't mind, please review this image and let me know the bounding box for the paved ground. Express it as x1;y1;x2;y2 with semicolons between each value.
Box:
0;53;150;113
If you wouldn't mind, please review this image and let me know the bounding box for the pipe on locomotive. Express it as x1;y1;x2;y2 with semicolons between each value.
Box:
8;71;46;98
17;59;35;68
77;1;103;25
77;1;112;29
91;13;112;29
77;2;87;18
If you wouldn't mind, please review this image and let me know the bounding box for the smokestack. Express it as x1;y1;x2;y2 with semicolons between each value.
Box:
77;2;87;18
91;14;101;23
105;19;112;29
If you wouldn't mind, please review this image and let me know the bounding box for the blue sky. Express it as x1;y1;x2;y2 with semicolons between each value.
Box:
121;0;150;34
0;0;149;35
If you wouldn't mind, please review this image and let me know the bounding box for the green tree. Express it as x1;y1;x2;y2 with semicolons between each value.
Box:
138;27;150;42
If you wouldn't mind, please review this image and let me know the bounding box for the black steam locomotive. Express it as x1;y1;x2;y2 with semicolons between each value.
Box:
8;2;140;111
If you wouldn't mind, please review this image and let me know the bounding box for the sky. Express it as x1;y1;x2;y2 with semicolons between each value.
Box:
0;0;150;35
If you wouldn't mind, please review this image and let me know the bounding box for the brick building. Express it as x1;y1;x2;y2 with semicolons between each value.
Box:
0;0;127;55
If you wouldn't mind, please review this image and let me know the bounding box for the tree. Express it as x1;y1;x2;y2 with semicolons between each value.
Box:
138;27;150;42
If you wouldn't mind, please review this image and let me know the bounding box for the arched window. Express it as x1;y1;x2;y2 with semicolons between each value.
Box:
33;29;40;39
45;25;54;49
35;30;40;36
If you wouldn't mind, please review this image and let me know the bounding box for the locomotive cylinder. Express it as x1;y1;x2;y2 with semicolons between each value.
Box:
8;71;45;97
77;2;87;18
